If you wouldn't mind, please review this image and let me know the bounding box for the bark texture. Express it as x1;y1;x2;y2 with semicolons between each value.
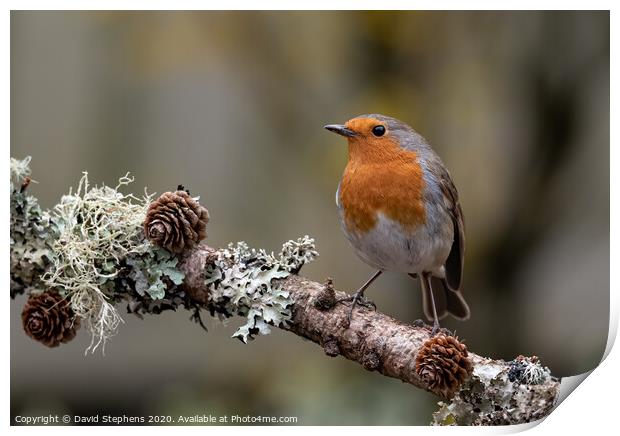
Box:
179;245;560;425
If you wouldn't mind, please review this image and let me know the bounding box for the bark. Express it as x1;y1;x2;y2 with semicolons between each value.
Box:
179;245;561;426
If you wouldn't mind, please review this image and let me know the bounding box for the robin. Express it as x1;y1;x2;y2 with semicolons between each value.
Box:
324;114;470;333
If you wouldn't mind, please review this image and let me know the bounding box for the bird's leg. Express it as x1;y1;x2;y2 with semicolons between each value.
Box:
337;270;382;325
421;272;441;336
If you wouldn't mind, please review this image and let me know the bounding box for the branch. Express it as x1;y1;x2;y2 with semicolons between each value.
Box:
10;157;560;425
179;245;560;425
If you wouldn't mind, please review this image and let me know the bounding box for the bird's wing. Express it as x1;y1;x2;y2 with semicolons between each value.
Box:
439;169;465;292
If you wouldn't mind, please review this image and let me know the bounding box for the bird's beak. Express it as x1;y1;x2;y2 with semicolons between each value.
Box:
324;124;357;138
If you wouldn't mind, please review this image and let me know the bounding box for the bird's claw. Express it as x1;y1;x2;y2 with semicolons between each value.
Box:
430;323;453;337
356;295;377;310
336;292;377;327
336;294;376;310
412;319;426;328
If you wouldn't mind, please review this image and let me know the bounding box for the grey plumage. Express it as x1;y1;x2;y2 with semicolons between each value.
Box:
331;114;470;323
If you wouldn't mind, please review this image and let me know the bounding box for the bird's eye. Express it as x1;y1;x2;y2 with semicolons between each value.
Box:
372;125;386;137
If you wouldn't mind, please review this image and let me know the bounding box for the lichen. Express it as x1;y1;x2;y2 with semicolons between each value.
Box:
507;355;551;385
11;156;34;183
205;236;318;343
35;169;188;353
432;357;557;426
126;248;185;300
39;171;156;353
11;156;319;352
10;157;57;297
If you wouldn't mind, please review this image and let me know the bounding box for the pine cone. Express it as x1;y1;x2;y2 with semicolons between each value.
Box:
415;334;473;398
21;290;80;347
144;190;209;253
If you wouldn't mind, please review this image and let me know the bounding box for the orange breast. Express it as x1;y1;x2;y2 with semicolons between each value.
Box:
339;150;426;235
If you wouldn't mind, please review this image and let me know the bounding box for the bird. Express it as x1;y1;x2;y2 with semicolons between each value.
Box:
324;114;470;333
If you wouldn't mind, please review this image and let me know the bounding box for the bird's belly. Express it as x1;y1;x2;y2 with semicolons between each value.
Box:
342;212;452;275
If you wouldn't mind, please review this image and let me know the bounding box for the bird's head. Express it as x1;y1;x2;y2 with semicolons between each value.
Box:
324;114;428;163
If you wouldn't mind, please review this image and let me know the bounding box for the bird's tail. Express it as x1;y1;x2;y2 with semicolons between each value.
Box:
420;275;470;321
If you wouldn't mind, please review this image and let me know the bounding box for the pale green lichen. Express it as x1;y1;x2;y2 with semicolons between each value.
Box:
11;156;318;352
205;236;318;343
511;356;551;385
126;248;185;300
432;357;557;425
42;171;156;353
35;169;188;353
10;157;57;297
11;155;34;183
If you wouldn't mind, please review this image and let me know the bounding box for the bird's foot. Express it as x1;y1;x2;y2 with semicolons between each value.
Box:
412;319;427;328
430;323;454;337
414;319;453;337
336;293;376;310
337;291;376;327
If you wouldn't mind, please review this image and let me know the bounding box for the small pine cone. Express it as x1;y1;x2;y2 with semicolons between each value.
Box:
144;190;209;254
21;290;80;348
415;334;473;398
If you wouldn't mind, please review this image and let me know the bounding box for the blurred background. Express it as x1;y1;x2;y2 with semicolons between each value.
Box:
10;11;609;425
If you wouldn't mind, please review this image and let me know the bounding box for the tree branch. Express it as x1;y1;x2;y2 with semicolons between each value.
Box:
178;245;559;425
10;157;560;425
